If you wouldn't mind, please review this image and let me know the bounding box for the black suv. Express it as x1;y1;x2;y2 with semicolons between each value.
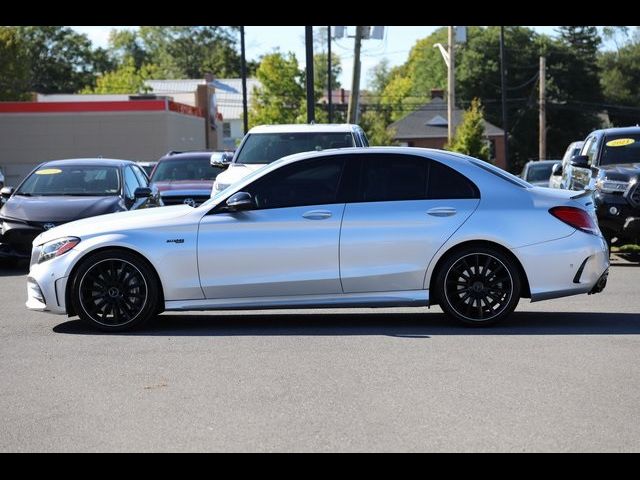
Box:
561;126;640;246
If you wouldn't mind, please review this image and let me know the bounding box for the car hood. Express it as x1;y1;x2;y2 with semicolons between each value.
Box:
215;164;265;185
35;204;196;246
598;163;640;181
0;195;121;223
152;181;214;193
529;180;551;187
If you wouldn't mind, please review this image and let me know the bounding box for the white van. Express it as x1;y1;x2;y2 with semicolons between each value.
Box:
211;124;369;196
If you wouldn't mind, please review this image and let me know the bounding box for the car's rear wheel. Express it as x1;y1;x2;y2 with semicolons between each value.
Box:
435;247;521;326
70;250;160;332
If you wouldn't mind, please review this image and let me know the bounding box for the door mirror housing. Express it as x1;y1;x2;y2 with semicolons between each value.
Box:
551;163;563;176
570;155;590;168
1;186;14;199
211;151;234;169
134;186;153;199
226;191;254;211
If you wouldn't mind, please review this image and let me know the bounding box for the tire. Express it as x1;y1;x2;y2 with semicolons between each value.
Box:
435;246;521;327
70;249;160;332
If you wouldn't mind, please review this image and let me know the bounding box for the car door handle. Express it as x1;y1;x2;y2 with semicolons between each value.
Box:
427;207;457;217
303;210;332;220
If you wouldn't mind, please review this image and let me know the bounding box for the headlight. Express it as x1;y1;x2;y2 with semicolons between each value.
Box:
214;182;230;192
38;237;80;263
595;178;630;193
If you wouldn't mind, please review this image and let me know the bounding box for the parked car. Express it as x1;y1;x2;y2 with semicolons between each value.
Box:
0;159;159;260
211;124;369;196
549;141;585;189
561;127;640;246
26;147;608;332
519;160;561;187
150;151;225;207
0;167;5;189
137;161;157;177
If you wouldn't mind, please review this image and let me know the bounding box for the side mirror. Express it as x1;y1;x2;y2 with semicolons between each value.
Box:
570;155;590;168
211;151;233;169
226;191;254;211
551;163;563;176
1;186;15;199
133;186;152;199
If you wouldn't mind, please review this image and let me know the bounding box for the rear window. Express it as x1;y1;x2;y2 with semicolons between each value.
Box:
236;132;356;165
524;163;557;182
468;159;531;188
151;157;222;182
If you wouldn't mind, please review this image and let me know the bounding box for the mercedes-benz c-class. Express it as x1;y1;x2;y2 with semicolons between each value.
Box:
26;147;609;331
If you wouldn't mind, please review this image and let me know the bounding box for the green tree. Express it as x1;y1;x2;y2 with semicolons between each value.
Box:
82;59;157;94
14;26;99;93
599;38;640;125
544;26;603;147
249;52;305;127
359;110;397;146
365;26;610;173
111;26;257;79
0;27;30;100
445;98;490;161
108;29;150;70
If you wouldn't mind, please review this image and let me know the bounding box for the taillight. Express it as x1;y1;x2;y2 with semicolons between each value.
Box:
549;206;599;235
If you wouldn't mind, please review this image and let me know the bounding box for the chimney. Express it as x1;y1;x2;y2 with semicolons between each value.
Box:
431;88;444;100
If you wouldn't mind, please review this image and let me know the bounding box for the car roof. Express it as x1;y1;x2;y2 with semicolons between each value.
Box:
526;159;561;165
591;126;640;137
157;151;214;161
247;124;361;134
40;158;136;167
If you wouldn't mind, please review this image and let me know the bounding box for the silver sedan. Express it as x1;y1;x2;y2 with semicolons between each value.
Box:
26;147;610;331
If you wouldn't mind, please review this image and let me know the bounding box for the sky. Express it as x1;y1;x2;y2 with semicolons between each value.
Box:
70;26;608;89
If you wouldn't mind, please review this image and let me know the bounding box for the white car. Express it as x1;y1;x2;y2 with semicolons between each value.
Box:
26;147;609;332
211;124;369;196
549;141;584;189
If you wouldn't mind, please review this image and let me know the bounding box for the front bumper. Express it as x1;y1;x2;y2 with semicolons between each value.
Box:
513;230;610;302
595;192;640;241
25;244;79;315
0;221;43;258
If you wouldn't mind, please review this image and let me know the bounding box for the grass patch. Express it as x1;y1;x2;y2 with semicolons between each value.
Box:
611;244;640;253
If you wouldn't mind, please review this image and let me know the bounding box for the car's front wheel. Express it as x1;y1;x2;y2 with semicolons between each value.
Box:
435;247;521;326
70;249;160;332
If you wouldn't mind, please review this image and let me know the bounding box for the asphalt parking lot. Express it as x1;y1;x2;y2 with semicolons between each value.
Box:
1;257;639;452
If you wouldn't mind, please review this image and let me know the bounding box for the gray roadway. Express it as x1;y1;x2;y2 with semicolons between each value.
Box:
0;258;639;452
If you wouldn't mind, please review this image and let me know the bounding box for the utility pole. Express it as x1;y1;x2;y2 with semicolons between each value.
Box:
305;26;315;123
447;26;456;143
539;56;546;160
499;26;509;171
347;26;363;124
327;26;333;123
240;26;248;135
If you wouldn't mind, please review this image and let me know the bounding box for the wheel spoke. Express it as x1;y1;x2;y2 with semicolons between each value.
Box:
445;253;513;322
79;258;148;327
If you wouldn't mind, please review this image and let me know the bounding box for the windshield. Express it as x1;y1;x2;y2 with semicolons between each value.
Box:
17;165;120;196
600;134;640;166
525;163;556;182
151;157;222;182
236;132;355;165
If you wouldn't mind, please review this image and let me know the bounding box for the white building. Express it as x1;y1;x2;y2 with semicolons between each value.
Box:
145;78;260;150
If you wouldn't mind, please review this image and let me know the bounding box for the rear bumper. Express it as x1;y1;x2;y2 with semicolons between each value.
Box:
512;231;610;302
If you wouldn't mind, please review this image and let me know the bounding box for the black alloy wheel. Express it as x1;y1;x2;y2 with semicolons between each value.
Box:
71;250;160;332
436;247;521;326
